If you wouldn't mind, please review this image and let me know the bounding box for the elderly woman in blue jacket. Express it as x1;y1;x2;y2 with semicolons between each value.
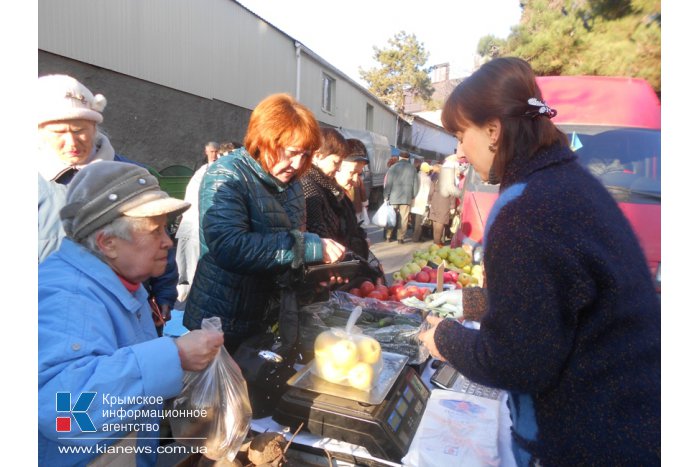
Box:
39;162;224;466
184;94;346;355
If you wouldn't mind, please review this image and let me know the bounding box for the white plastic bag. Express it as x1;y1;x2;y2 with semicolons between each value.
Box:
371;200;396;227
169;317;252;461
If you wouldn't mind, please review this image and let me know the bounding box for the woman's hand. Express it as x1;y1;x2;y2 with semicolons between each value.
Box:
417;314;447;361
175;329;224;371
321;238;346;263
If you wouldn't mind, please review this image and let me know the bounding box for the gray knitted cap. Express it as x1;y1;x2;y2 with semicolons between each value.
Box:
60;161;190;241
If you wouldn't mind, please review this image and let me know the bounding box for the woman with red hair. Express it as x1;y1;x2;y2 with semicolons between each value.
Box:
184;94;345;354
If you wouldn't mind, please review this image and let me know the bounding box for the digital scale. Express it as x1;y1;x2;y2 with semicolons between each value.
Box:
272;352;431;463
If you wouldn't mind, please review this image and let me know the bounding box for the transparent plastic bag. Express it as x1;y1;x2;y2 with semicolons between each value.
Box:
168;317;252;461
310;307;384;392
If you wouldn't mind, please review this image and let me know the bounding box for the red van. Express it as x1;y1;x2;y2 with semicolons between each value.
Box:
452;76;661;291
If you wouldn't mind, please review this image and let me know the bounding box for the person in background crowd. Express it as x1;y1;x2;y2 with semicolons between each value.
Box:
37;74;179;327
418;57;660;466
427;163;456;246
183;94;346;355
201;141;220;167
343;138;370;225
384;151;420;243
411;162;433;242
39;161;223;467
218;141;241;158
382;156;399;240
175;140;241;302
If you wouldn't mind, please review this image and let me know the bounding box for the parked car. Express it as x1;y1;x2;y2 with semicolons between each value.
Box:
452;75;661;292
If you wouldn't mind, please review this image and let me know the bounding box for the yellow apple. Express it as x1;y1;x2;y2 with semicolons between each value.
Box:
330;339;359;370
347;362;374;391
317;359;346;384
356;335;382;364
314;330;342;358
458;272;471;286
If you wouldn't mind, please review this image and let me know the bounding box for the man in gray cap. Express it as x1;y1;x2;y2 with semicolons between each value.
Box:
38;161;224;467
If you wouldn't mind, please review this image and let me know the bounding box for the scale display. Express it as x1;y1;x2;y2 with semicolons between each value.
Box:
273;365;430;463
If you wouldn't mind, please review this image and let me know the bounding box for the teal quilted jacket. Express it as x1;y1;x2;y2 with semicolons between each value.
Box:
184;148;323;339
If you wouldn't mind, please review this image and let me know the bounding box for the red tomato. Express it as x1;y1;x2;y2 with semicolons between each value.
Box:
389;284;402;296
375;284;389;296
367;290;385;300
359;280;375;296
396;288;410;300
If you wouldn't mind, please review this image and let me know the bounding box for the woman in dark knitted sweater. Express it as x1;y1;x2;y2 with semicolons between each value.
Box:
300;128;370;260
418;58;660;466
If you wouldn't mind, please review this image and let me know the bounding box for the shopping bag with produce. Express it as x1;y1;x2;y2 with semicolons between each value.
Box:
169;317;252;462
311;307;384;392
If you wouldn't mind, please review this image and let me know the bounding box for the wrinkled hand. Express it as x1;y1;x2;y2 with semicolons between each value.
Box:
175;329;224;371
417;314;446;361
321;238;346;264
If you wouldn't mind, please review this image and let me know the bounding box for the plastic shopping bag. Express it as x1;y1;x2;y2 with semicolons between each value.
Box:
311;307;384;392
371;200;396;227
169;317;252;462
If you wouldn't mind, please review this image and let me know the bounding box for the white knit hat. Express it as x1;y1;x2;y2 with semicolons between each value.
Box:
37;74;107;125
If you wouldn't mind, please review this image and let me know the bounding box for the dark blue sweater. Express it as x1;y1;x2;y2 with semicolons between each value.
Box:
435;143;660;465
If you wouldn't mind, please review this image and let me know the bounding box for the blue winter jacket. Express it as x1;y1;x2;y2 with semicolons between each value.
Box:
184;149;324;341
38;239;183;466
37;154;179;309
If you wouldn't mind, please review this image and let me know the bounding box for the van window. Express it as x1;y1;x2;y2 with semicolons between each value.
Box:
464;125;661;205
564;125;660;204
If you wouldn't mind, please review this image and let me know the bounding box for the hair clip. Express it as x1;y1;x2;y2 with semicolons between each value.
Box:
524;97;557;119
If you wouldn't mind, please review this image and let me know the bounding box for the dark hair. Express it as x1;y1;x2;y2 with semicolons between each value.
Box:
317;127;349;159
346;138;368;158
441;57;567;181
398;151;410;159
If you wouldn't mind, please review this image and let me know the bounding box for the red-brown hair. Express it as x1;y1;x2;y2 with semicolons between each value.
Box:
442;57;567;181
244;93;321;176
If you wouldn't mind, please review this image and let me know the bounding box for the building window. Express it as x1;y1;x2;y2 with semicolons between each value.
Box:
365;104;374;131
322;73;335;114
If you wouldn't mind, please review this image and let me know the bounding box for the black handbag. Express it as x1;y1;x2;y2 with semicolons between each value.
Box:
232;272;302;419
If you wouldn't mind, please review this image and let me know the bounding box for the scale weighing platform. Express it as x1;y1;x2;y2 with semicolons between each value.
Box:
272;352;431;463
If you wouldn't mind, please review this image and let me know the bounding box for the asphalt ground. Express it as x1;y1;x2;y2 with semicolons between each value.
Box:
364;222;434;285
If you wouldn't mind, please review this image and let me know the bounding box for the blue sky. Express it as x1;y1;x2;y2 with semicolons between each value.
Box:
237;0;523;85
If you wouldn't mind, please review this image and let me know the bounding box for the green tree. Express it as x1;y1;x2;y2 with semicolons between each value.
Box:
480;0;661;92
359;31;434;114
